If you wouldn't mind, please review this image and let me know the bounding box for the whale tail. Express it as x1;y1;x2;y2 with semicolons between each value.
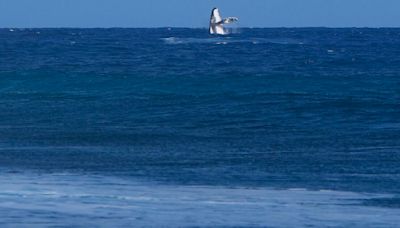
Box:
209;8;238;35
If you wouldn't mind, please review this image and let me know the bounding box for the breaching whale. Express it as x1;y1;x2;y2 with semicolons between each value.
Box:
209;8;238;35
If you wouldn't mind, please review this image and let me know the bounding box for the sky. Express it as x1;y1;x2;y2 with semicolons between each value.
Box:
0;0;399;28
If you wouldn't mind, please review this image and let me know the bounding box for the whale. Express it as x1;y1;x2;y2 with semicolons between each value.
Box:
209;8;238;35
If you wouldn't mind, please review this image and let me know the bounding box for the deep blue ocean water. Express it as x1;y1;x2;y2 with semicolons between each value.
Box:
0;28;399;227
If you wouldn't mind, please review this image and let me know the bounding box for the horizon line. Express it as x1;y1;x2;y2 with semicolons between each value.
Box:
2;26;400;29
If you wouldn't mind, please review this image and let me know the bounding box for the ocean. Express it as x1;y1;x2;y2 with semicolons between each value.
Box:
0;28;399;227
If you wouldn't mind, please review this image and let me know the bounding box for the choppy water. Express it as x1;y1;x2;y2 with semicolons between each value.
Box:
0;28;399;227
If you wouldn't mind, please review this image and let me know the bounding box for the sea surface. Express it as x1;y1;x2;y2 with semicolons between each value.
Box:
0;28;399;227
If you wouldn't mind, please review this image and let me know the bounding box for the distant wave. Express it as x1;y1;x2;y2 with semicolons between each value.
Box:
161;37;303;45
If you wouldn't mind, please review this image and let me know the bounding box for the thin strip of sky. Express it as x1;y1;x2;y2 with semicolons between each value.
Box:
0;0;399;28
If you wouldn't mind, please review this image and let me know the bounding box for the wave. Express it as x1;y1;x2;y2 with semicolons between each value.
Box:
161;37;303;45
1;172;399;227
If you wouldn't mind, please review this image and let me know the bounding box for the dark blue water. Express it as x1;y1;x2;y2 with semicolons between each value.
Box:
0;28;399;226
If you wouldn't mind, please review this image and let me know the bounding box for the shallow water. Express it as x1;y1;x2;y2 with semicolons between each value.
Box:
0;28;399;226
